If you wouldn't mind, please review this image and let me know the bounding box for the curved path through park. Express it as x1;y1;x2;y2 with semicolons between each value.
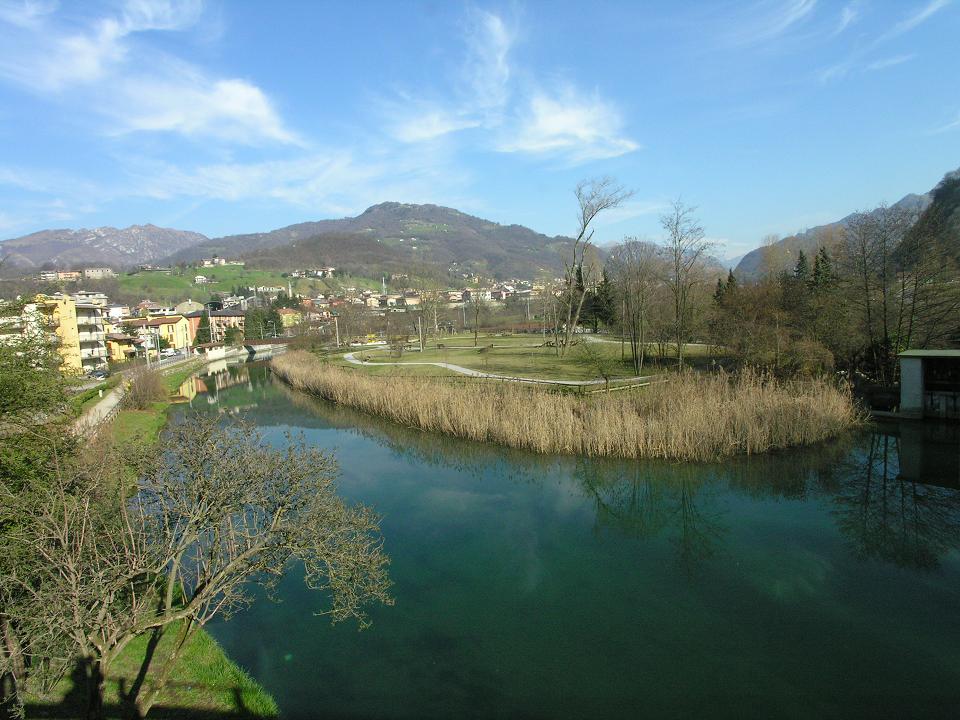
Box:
342;348;658;387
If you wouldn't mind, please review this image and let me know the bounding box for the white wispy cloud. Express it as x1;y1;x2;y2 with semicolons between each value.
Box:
880;0;951;41
463;8;512;112
834;2;861;35
387;9;513;143
0;0;56;29
724;0;818;46
387;10;638;165
130;144;474;217
498;88;640;164
590;200;670;229
865;54;916;71
116;67;298;144
0;0;297;145
818;1;948;83
932;111;960;133
391;109;481;144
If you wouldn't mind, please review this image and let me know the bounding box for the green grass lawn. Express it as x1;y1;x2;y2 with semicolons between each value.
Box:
330;356;463;377
340;335;659;381
27;621;278;718
118;266;382;304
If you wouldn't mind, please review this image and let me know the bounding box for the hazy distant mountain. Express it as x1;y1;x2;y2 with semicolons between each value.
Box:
734;191;934;280
0;224;208;270
167;202;575;278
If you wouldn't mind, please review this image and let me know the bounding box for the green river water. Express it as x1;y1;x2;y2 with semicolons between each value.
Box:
176;361;960;719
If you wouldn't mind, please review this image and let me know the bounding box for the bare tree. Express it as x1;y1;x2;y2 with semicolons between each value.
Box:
607;239;662;374
842;204;920;384
0;415;392;719
660;200;713;365
556;178;632;357
470;296;489;347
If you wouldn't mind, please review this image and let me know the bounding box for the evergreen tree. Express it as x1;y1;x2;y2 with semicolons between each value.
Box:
713;277;726;305
812;247;832;289
591;269;617;328
725;269;738;295
194;312;212;345
793;250;810;281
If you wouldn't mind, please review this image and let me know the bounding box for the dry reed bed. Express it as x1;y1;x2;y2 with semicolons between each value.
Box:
272;351;862;461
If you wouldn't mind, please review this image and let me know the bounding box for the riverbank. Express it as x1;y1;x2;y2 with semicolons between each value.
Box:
272;351;863;461
32;358;279;718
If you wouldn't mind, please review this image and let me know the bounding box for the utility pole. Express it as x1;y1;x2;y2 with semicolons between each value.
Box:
417;316;423;352
334;315;340;348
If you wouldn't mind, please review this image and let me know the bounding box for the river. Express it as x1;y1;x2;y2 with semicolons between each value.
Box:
174;361;960;719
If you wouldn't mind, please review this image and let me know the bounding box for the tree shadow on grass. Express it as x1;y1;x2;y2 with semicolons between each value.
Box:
22;657;277;720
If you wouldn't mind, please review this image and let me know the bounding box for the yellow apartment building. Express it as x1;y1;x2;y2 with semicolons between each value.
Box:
123;315;192;351
33;294;107;374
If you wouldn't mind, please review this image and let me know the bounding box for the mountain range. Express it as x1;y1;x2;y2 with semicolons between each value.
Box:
0;224;206;270
0;203;575;279
731;170;960;279
166;202;576;278
3;169;957;281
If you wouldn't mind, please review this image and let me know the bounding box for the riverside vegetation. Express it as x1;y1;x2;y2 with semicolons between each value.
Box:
0;325;392;720
272;351;862;461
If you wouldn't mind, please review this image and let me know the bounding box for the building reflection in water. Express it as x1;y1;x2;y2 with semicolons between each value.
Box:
832;422;960;570
175;360;261;411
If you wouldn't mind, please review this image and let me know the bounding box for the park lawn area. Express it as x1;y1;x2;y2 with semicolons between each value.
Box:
329;354;464;378
345;337;656;382
119;266;382;304
28;620;278;719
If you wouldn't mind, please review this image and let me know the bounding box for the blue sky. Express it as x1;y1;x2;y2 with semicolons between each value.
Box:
0;0;958;259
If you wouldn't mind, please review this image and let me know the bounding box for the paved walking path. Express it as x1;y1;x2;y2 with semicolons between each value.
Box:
73;355;202;436
74;385;125;435
342;349;657;387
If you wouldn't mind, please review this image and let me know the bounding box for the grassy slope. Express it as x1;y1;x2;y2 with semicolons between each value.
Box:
34;359;279;718
32;621;278;718
118;266;381;303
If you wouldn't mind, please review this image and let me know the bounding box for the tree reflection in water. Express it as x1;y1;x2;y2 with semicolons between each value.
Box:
576;460;726;571
832;429;960;570
225;370;960;574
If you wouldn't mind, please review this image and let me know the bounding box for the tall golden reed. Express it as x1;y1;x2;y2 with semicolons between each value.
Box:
272;351;862;461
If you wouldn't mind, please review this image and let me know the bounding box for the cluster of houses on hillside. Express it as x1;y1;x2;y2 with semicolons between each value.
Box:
199;256;245;268
286;267;336;279
37;268;117;282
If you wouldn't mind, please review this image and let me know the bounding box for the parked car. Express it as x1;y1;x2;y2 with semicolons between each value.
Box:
160;348;178;358
90;369;109;380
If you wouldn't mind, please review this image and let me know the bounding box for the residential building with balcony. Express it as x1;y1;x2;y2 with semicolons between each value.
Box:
75;302;109;372
208;308;245;343
122;315;192;351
